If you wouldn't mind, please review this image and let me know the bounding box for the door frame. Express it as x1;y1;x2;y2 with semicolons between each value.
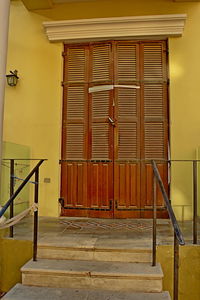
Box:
60;40;170;218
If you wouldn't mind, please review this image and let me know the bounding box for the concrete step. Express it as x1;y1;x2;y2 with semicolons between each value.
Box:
2;284;171;300
21;259;163;293
37;241;152;263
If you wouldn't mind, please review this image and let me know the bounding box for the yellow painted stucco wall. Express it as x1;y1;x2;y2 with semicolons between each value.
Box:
4;0;200;218
157;245;200;300
4;1;62;217
0;238;32;292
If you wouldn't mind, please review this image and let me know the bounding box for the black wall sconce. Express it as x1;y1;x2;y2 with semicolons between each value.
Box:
6;70;19;87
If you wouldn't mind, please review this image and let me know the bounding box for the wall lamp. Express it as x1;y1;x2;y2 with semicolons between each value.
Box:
6;70;19;87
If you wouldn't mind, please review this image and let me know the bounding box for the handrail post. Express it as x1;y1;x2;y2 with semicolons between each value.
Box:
9;159;15;237
33;168;39;261
174;232;179;300
152;162;157;266
193;160;198;244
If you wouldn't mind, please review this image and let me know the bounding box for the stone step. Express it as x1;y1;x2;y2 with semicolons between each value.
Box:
37;242;152;263
2;284;171;300
21;259;163;293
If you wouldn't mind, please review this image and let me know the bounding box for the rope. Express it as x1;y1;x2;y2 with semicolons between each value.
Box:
12;175;38;185
0;203;38;229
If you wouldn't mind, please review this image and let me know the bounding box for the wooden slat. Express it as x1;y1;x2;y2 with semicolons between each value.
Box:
117;163;139;207
90;45;113;161
102;163;109;207
130;164;139;206
142;42;168;160
116;43;137;82
118;123;137;159
114;162;140;216
67;86;85;119
66;163;73;205
118;88;137;119
116;85;139;160
140;41;168;217
114;42;140;217
144;84;163;118
143;44;164;81
66;124;85;159
62;46;88;161
92;90;110;119
144;122;164;159
92;123;109;159
66;47;87;83
91;44;112;82
90;163;99;206
61;162;87;208
88;162;112;208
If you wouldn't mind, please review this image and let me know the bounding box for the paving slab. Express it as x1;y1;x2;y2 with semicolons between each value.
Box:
2;284;171;300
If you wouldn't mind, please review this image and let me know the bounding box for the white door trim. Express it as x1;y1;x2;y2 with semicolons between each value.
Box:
43;14;187;43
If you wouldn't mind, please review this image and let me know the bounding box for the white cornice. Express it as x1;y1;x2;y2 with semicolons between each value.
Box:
43;14;187;43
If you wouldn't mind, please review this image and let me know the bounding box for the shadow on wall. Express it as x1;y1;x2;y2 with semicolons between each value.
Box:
171;161;195;221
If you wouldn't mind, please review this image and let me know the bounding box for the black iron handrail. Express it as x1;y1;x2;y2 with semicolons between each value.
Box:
151;160;185;246
151;160;186;300
0;159;46;261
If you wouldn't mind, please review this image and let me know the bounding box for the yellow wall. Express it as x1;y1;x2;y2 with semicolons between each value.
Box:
4;0;200;217
0;238;32;292
4;1;62;217
157;245;200;300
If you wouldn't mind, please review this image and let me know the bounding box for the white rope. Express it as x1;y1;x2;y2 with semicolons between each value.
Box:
0;203;38;229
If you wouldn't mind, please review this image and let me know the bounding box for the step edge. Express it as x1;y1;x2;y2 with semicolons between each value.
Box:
21;268;164;279
38;245;152;253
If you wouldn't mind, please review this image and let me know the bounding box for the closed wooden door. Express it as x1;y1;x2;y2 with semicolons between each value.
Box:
61;41;168;218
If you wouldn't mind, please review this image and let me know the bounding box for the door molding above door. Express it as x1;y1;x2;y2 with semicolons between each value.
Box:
43;14;187;43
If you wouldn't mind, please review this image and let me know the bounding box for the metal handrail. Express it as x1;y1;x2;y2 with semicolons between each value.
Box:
0;159;46;261
151;160;185;245
151;160;186;300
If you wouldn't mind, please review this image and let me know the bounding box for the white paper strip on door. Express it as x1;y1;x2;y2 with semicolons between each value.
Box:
88;85;140;93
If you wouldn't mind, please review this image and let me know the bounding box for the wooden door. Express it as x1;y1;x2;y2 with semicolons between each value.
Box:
61;41;168;218
61;43;114;218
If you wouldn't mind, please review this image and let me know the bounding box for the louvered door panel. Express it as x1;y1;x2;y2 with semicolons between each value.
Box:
64;47;87;83
91;90;111;160
144;84;164;118
114;42;140;217
88;43;113;217
118;88;137;119
115;88;140;215
61;45;89;216
92;123;109;159
143;44;164;81
141;42;168;217
91;89;112;160
144;122;164;159
63;85;86;160
91;44;112;83
118;123;137;159
117;88;139;160
116;43;138;83
67;86;85;119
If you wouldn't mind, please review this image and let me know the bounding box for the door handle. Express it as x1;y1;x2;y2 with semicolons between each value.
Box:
108;117;115;126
